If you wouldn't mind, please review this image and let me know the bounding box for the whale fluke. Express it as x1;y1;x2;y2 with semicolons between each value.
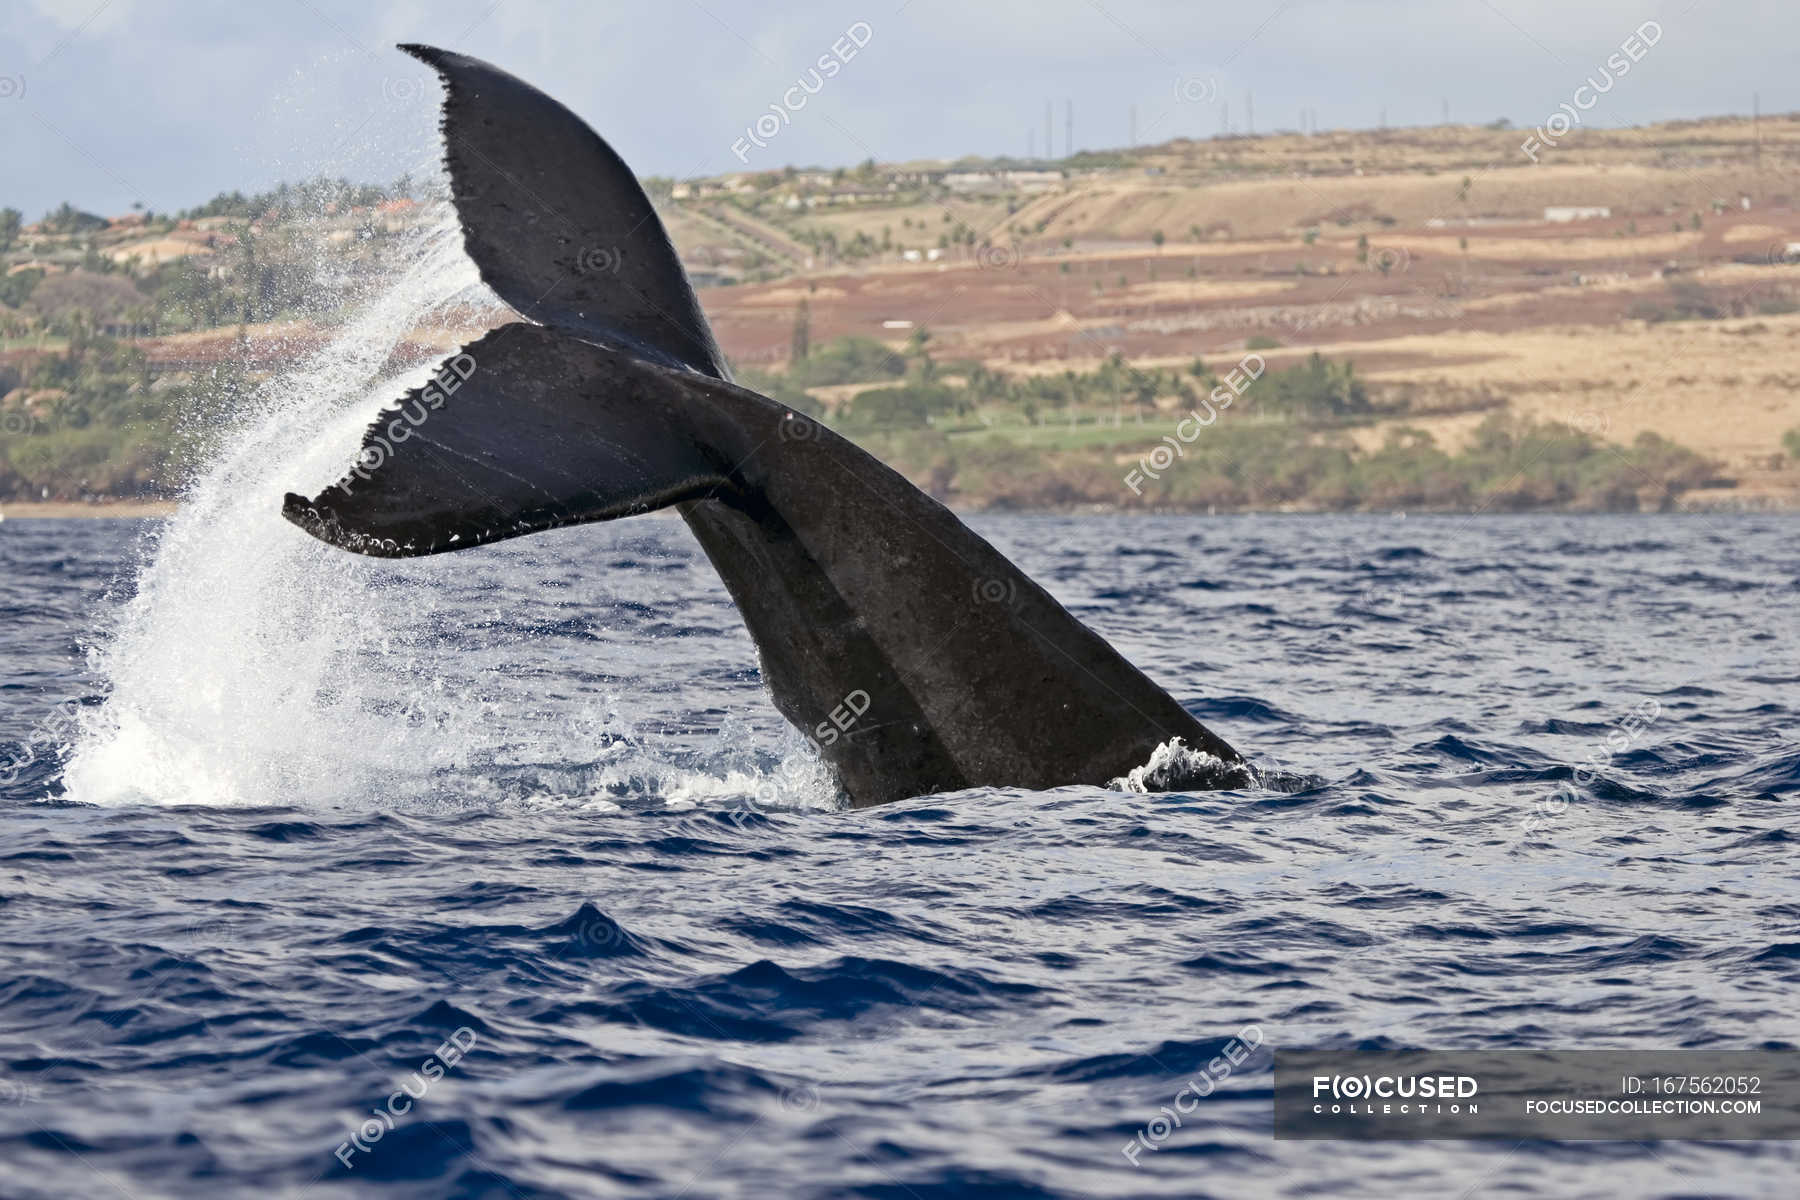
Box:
397;43;726;376
282;323;732;556
283;45;1246;807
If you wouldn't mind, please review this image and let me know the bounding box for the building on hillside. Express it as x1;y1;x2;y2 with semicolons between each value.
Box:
885;168;944;186
1544;206;1611;223
945;168;1065;194
107;238;217;266
944;171;999;192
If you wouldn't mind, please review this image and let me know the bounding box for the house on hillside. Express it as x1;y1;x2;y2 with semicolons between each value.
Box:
375;197;419;233
946;168;1064;194
1544;206;1611;223
945;171;1000;192
107;238;216;267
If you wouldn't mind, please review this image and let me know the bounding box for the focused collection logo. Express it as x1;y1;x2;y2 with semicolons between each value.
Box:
1312;1073;1479;1116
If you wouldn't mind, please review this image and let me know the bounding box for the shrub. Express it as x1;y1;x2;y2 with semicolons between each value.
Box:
786;336;907;388
1245;352;1370;418
844;382;959;429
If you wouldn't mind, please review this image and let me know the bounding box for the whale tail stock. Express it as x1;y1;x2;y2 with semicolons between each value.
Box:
282;44;1244;805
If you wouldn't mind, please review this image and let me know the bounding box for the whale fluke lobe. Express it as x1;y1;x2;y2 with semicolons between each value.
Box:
284;45;1244;806
397;42;727;377
280;323;734;557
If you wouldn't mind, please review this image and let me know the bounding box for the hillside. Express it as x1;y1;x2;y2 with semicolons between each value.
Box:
4;115;1800;511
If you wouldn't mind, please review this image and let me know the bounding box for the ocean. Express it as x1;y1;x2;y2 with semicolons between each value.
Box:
2;207;1798;1199
2;507;1796;1199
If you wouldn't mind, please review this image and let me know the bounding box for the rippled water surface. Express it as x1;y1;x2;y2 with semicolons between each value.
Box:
1;512;1798;1199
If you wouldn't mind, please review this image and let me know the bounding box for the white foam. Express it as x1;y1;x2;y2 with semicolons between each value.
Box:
1109;737;1257;793
62;212;496;808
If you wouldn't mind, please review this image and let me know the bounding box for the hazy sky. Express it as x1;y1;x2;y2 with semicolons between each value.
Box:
0;0;1786;218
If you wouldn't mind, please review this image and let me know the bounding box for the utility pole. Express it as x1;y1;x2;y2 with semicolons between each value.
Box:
1754;91;1762;165
1065;98;1073;158
1221;100;1229;136
1246;90;1254;136
1130;104;1137;147
1045;102;1052;160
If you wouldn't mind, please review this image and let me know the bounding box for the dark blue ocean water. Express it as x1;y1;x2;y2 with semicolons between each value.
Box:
2;512;1797;1199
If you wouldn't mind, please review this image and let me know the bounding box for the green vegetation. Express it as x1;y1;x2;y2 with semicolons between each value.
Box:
0;320;241;498
0;176;426;499
845;416;1718;513
781;334;907;388
731;335;1725;513
178;176;409;222
1248;352;1366;417
844;381;964;429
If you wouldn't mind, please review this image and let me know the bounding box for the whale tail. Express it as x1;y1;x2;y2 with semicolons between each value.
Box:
284;45;1244;805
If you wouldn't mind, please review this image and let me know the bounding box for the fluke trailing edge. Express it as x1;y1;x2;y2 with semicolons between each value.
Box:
282;44;1247;807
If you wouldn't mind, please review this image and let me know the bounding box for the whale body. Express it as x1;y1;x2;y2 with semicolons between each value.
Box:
282;44;1246;807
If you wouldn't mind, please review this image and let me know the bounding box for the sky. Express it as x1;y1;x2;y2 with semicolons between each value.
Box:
0;0;1789;219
